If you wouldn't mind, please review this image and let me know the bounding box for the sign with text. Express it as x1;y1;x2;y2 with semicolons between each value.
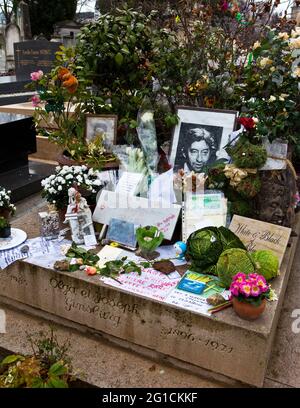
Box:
229;215;291;265
14;40;61;81
93;190;181;240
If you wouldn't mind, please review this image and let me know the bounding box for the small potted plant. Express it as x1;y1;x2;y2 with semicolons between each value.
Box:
0;216;11;238
136;226;164;260
41;165;105;222
230;272;271;320
0;186;16;220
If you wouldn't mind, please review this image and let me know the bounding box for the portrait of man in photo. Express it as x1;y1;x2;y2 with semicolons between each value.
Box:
173;123;226;173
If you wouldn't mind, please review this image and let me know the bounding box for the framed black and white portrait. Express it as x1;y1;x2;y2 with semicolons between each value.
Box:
85;114;118;147
169;107;238;173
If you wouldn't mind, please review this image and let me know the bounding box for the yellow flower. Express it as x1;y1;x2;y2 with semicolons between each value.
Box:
259;57;273;69
253;41;261;50
278;32;289;41
270;66;276;72
268;95;276;102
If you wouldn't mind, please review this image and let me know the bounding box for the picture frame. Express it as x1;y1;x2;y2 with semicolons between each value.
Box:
169;106;238;173
85;114;118;147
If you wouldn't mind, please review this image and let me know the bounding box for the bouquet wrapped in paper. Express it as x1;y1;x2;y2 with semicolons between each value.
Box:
136;98;159;174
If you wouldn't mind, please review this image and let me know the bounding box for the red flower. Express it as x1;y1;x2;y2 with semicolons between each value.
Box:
238;117;255;131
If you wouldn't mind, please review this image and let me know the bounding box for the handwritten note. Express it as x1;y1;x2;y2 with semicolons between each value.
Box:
229;215;291;265
102;268;181;301
115;171;144;196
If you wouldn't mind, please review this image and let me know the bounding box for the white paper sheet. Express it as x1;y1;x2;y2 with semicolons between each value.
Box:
0;237;66;269
93;190;181;240
182;193;227;242
115;171;144;196
148;169;177;204
101;268;181;301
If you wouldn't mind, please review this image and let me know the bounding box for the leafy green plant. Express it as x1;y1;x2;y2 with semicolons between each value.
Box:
65;243;151;276
99;257;151;277
0;328;73;388
66;242;100;271
238;28;300;146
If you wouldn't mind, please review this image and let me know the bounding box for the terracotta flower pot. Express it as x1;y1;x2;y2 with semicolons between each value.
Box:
232;297;266;321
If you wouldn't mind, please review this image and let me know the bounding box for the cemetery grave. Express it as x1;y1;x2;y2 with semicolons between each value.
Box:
1;2;300;389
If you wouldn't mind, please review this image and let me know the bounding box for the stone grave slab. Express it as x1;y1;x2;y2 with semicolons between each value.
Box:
0;214;299;387
14;40;60;81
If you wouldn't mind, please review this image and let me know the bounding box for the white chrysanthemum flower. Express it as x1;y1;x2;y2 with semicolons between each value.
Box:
93;179;102;186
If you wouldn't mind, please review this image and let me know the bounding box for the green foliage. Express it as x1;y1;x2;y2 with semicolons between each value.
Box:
217;248;255;289
99;257;151;277
28;0;77;39
235;175;261;199
237;29;300;145
76;8;157;126
229;199;253;217
250;250;279;281
0;328;72;388
66;243;100;266
65;243;150;277
227;138;268;169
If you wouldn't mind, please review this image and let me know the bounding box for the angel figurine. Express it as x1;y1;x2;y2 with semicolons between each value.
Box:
64;187;96;245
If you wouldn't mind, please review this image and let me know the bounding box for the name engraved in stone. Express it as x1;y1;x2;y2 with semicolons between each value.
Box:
49;277;140;328
160;326;233;354
64;297;121;328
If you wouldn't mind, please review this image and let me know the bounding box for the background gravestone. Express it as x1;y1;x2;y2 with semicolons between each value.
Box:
14;40;60;81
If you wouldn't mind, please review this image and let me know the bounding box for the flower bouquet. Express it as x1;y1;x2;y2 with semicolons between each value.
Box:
27;48;116;169
41;165;105;211
0;186;16;219
230;272;272;320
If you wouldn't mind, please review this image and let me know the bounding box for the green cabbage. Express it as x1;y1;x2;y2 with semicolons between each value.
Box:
186;227;223;269
186;226;246;271
217;248;255;288
250;250;279;281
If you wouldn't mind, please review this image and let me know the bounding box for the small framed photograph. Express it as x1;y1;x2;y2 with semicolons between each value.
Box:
169;106;238;173
85;114;118;147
